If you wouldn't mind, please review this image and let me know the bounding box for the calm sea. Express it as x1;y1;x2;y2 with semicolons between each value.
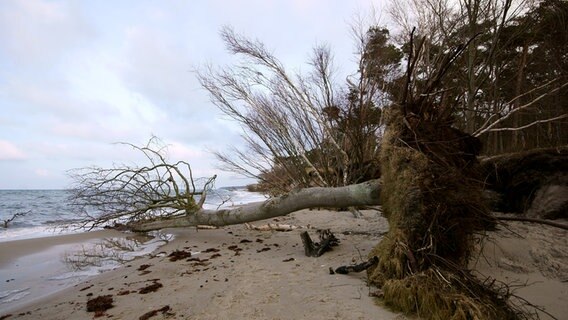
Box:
0;187;266;242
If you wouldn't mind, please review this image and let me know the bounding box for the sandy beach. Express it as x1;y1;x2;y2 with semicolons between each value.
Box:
1;209;566;320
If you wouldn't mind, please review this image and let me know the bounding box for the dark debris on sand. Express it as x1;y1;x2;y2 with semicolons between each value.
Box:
86;295;114;317
139;305;171;320
137;264;152;271
138;281;163;294
168;250;192;261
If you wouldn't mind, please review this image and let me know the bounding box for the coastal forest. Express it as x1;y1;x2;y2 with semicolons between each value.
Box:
70;0;567;319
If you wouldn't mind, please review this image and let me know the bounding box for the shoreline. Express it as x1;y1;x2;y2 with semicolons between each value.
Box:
1;209;566;319
0;229;170;314
0;230;128;267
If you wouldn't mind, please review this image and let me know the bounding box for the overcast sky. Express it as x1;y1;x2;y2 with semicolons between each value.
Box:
0;0;385;189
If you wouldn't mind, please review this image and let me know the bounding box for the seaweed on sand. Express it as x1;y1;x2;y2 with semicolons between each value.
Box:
87;295;114;317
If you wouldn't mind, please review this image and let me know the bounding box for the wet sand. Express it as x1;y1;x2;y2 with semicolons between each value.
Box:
0;230;127;267
0;230;165;314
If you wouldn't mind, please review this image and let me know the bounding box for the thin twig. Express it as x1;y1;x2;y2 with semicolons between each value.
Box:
496;215;568;231
486;114;568;133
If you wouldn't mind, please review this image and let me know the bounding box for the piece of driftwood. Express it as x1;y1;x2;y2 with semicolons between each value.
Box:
245;222;308;231
332;256;379;275
196;225;219;230
2;211;30;228
300;229;339;257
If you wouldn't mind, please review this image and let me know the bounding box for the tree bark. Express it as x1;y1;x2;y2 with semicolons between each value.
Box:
128;180;381;231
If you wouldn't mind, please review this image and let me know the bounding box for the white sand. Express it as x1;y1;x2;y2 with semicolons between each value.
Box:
1;209;566;320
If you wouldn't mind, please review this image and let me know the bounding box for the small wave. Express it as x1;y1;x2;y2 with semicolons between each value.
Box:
0;288;31;303
44;218;82;225
0;188;265;242
0;225;81;242
48;267;117;281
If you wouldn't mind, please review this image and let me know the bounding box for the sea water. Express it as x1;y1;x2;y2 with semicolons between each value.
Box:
0;187;266;313
0;187;267;242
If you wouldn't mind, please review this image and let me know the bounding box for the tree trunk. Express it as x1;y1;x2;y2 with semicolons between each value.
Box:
128;180;380;232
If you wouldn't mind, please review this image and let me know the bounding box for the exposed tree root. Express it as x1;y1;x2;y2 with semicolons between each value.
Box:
333;256;379;274
366;79;531;318
378;267;528;320
300;229;340;257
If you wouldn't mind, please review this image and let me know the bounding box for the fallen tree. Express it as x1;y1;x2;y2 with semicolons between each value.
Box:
68;139;381;231
128;180;380;231
68;83;525;320
68;134;556;319
66;27;559;320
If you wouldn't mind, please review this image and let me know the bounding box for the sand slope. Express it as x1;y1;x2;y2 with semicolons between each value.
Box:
473;219;568;319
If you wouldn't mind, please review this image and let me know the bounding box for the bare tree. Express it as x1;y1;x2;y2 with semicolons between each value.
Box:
198;25;396;194
198;26;337;193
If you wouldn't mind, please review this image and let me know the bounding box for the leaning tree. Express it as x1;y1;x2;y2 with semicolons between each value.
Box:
197;25;402;195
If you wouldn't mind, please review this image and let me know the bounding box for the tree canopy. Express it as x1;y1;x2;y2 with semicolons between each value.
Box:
198;0;567;196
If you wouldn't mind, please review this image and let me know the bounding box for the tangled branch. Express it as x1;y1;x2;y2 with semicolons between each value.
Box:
68;139;216;229
2;210;31;228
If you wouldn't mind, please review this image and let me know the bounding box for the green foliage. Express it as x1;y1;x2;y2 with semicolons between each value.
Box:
363;27;403;87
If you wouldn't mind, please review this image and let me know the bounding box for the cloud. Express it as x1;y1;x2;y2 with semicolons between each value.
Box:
2;76;86;118
116;25;198;112
166;142;206;162
0;0;93;66
0;140;27;160
34;168;51;177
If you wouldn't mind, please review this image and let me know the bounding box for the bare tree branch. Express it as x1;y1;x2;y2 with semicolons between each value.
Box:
496;215;568;231
485;114;568;133
474;80;568;137
2;210;31;228
67;140;381;233
68;139;216;230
